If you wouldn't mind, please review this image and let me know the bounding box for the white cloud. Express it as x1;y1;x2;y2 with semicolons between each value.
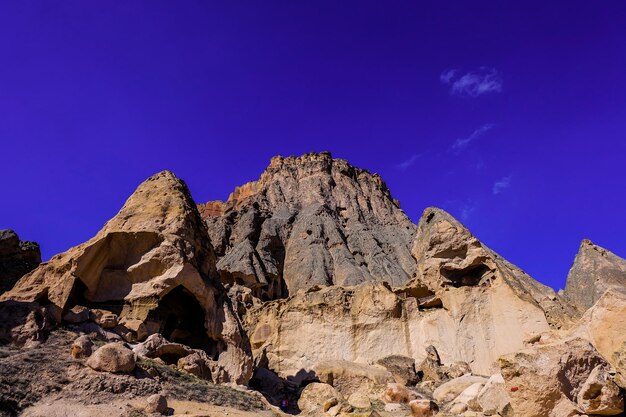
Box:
441;67;503;97
397;153;420;170
460;201;477;221
452;123;494;152
493;176;512;195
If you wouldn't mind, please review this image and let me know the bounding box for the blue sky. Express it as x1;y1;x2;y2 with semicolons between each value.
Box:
1;1;625;290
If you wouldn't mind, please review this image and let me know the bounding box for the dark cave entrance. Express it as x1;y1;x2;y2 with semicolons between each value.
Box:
441;264;491;287
148;286;219;359
66;278;124;314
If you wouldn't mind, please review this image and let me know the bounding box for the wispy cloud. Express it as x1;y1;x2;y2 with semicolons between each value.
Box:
441;67;503;97
397;153;420;170
493;176;512;195
452;123;494;152
460;201;477;221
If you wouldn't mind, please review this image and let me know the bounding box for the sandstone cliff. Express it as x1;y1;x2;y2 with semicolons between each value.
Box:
2;171;252;384
198;152;417;300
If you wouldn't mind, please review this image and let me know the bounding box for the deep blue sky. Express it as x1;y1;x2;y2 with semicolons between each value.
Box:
2;1;625;290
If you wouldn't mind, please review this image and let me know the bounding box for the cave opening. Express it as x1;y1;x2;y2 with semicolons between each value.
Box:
441;264;491;287
66;277;124;315
147;286;219;359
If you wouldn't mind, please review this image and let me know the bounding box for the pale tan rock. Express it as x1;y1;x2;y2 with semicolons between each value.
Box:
177;351;213;380
576;365;623;415
549;398;581;417
347;392;371;409
612;342;626;389
145;394;168;414
433;374;487;403
498;338;606;417
417;345;445;382
449;382;485;414
315;360;393;397
297;383;343;414
445;361;472;379
70;335;93;358
117;318;148;342
382;383;419;404
470;373;510;416
2;171;253;385
409;399;437;417
90;309;118;329
86;342;136;373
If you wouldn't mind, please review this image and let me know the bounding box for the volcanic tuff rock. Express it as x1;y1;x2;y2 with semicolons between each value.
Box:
0;230;41;294
564;239;626;314
198;151;417;300
245;207;576;378
1;171;253;384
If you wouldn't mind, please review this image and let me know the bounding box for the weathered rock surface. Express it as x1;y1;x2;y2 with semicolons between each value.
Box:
498;337;617;417
199;152;417;299
1;171;253;385
0;229;41;294
86;343;136;373
145;394;168;414
564;239;626;314
576;364;623;415
245;207;577;378
297;382;343;414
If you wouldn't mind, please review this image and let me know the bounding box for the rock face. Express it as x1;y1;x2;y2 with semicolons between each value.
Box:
198;152;417;300
0;230;41;294
1;171;253;384
564;239;626;314
245;207;576;378
498;338;617;417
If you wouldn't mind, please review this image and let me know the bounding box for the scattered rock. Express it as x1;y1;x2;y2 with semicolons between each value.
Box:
70;335;94;358
377;355;419;385
145;394;168;414
576;364;623;415
86;343;136;373
409;398;438;417
470;373;510;416
297;382;343;414
63;305;90;323
177;351;213;380
90;309;119;329
433;374;487;403
382;383;420;404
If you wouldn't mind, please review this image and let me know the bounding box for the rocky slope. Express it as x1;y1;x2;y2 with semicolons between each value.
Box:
198;152;417;300
0;230;40;294
1;152;626;417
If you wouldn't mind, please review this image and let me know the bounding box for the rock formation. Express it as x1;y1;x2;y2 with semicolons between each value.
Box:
564;239;626;314
2;152;626;417
198;152;417;300
1;171;252;384
0;230;41;294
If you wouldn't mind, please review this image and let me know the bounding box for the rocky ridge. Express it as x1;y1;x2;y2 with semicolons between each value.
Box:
1;152;626;417
0;230;40;294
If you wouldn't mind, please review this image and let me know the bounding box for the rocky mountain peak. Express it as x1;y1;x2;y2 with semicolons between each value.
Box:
564;239;626;313
199;152;416;300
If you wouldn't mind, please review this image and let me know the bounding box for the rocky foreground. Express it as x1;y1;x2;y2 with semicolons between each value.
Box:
1;152;625;417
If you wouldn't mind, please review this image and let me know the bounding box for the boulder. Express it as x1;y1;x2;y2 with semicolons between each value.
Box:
90;309;118;329
177;351;213;380
409;399;437;417
417;345;446;382
433;374;487;403
145;394;167;414
449;382;484;414
0;300;50;346
63;305;90;323
86;342;136;373
314;360;394;397
469;373;510;416
444;361;472;379
297;382;343;414
498;337;607;417
576;365;623;415
376;355;419;385
70;335;94;358
613;342;626;389
382;383;420;404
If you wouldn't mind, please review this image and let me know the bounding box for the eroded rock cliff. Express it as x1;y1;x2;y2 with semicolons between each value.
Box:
198;152;417;300
0;230;41;294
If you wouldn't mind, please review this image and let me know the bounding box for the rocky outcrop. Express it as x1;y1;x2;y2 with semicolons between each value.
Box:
245;207;577;379
412;207;577;329
0;230;41;294
1;171;253;384
498;337;621;417
198;152;417;300
86;343;136;373
564;239;626;314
